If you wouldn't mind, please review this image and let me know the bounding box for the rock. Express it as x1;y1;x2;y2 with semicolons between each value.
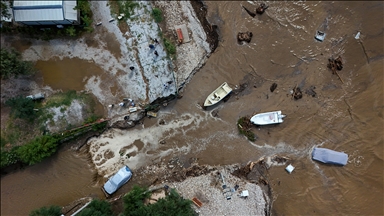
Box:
237;31;253;43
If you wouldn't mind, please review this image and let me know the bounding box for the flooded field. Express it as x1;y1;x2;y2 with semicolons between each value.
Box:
1;1;383;215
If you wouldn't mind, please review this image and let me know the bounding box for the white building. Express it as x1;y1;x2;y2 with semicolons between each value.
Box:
12;0;79;25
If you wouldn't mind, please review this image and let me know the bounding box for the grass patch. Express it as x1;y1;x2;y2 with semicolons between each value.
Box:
152;8;163;23
237;116;257;142
163;37;176;59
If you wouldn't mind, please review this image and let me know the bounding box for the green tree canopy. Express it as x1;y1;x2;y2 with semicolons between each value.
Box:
29;205;62;216
0;1;11;19
0;48;35;79
77;199;113;216
123;186;195;216
5;96;37;122
16;135;58;165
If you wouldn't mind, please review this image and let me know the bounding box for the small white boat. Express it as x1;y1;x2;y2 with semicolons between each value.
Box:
250;111;286;125
204;82;232;107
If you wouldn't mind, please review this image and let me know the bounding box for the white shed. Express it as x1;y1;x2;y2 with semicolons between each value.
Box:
12;0;79;25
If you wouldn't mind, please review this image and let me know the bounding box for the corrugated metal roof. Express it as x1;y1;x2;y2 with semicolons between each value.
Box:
13;0;78;22
13;8;63;22
63;0;77;21
13;1;63;7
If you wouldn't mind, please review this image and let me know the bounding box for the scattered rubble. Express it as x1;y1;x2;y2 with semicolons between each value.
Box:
305;86;317;97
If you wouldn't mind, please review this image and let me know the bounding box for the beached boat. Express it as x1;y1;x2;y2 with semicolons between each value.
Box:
250;111;286;125
204;82;232;107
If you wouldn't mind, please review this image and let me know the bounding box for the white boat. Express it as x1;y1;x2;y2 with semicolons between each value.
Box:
250;111;286;125
204;82;232;107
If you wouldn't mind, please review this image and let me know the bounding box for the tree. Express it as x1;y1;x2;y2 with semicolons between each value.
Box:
123;185;150;216
0;0;11;19
29;205;62;216
0;48;35;79
123;186;195;216
16;135;58;165
77;199;112;216
5;96;37;122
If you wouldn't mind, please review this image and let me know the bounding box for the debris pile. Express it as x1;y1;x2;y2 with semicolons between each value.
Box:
270;83;278;92
242;3;269;17
292;86;303;100
327;56;344;83
237;31;253;44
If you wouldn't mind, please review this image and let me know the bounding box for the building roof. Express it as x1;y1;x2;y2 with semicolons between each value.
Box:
13;0;77;22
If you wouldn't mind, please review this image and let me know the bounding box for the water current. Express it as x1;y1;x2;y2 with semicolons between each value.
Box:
1;1;383;215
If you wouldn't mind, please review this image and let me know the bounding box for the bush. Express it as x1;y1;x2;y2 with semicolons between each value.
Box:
5;96;37;122
152;8;163;23
16;135;58;165
163;38;176;57
1;147;19;169
29;205;62;216
77;199;112;216
65;26;77;37
0;48;35;79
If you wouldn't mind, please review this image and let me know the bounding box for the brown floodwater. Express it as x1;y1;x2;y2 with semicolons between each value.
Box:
1;1;383;215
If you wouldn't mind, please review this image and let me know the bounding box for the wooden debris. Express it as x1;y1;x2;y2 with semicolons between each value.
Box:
292;85;302;100
327;56;344;83
237;31;253;43
192;197;203;208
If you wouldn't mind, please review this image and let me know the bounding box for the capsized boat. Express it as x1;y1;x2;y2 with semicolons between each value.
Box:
250;110;286;125
204;82;232;107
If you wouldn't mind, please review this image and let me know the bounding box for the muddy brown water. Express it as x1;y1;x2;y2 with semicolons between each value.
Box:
1;1;383;215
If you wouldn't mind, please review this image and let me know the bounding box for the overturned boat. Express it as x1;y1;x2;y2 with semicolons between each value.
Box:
250;111;286;125
204;82;232;107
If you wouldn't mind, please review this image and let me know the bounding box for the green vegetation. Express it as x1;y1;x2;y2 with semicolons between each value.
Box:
0;0;11;19
16;135;58;165
163;38;176;59
152;8;163;23
29;205;62;216
5;96;37;122
122;186;195;216
1;48;35;79
77;199;112;216
75;0;94;33
1;90;106;169
237;116;256;142
117;0;139;21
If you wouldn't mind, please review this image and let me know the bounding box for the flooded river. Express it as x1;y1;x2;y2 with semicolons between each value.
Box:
1;1;383;215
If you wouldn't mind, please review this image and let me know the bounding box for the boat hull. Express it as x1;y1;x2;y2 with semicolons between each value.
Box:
250;111;285;125
204;82;232;107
